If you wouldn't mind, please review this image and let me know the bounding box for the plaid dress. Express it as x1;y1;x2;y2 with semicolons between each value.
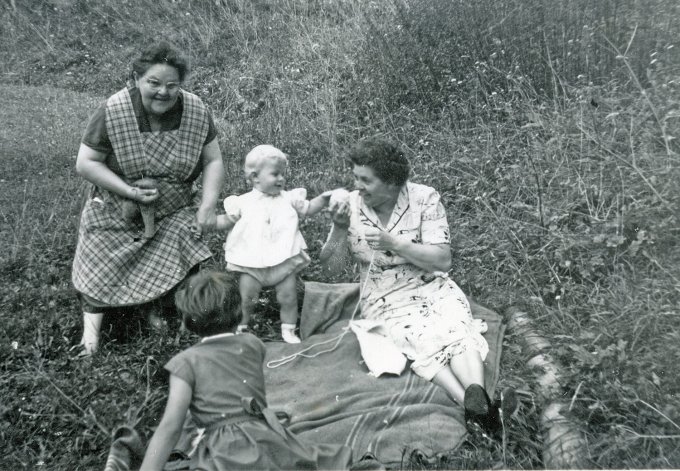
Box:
72;87;212;307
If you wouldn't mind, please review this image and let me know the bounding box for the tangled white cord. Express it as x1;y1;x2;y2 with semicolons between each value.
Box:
266;251;376;369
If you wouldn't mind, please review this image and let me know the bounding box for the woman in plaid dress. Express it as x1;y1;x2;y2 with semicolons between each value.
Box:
72;42;225;355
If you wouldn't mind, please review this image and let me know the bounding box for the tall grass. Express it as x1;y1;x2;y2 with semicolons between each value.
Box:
1;0;678;468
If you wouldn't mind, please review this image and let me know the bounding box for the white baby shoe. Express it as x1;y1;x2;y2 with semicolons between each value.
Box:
281;323;301;344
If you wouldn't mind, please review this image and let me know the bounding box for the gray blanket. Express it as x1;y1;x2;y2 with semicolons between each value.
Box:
264;282;505;466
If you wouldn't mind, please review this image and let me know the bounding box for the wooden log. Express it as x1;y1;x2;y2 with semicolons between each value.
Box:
506;306;587;469
541;402;588;469
526;353;563;399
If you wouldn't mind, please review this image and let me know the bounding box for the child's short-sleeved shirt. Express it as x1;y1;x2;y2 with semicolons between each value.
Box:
223;188;311;268
165;333;353;470
165;333;267;427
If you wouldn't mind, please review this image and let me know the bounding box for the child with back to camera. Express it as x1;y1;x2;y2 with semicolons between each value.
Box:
140;270;354;470
215;144;342;343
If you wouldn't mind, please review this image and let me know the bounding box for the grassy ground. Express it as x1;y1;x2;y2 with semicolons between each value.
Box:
1;0;679;469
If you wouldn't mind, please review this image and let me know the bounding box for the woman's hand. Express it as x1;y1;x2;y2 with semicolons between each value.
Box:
127;186;159;204
77;143;159;201
329;201;350;228
364;227;399;251
364;228;452;272
194;204;217;234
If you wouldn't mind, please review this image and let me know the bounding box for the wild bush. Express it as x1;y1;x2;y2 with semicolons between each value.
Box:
352;0;679;123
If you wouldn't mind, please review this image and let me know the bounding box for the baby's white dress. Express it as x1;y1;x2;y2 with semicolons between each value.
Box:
223;188;311;286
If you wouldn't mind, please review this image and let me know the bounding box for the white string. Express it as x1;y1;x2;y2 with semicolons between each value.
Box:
266;251;376;369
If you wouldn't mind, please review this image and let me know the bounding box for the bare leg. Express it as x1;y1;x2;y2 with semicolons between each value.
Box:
432;367;466;404
448;348;485;390
276;274;300;343
435;349;510;439
276;274;298;325
431;349;485;404
239;273;262;330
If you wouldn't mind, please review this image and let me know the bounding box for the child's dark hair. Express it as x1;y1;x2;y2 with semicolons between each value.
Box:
175;271;241;336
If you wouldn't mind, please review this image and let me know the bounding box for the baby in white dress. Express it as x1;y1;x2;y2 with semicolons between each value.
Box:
216;145;339;343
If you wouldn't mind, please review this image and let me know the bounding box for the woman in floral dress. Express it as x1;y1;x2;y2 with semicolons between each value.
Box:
320;137;509;438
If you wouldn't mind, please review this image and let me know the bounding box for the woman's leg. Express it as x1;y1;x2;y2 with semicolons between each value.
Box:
431;367;466;404
430;348;486;403
448;349;512;438
239;273;261;331
80;311;104;355
448;348;485;390
78;295;110;355
276;274;301;343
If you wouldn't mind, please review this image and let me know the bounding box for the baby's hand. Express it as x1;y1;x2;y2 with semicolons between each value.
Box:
328;188;350;213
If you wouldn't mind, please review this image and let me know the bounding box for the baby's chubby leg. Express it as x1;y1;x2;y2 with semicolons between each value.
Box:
276;274;301;344
238;273;262;333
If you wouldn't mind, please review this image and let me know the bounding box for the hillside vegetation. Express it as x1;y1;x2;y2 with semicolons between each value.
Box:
1;0;679;469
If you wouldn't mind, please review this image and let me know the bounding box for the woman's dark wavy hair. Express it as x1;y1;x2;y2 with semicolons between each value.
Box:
131;41;190;82
346;137;410;186
175;271;242;337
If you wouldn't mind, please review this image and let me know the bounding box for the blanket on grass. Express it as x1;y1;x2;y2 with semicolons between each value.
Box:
263;282;506;466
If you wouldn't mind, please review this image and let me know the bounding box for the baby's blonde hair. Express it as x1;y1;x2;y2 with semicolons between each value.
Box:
244;144;288;182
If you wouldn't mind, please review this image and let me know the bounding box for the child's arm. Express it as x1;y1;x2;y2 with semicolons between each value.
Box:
305;190;333;217
215;213;240;231
140;375;192;471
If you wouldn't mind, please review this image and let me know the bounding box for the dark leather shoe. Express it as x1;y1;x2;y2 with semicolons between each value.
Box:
464;384;504;439
465;385;520;441
464;384;492;432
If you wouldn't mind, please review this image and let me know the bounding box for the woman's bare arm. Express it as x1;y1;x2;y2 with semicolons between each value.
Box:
195;139;225;231
363;228;452;273
75;143;158;203
319;203;351;275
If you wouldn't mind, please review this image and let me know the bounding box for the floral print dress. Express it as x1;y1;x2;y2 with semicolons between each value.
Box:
346;182;488;380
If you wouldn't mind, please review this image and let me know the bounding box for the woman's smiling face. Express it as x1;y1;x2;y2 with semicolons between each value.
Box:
352;164;400;210
134;63;181;117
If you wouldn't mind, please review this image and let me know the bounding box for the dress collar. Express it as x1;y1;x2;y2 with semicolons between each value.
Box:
252;187;279;199
201;332;235;343
359;183;410;232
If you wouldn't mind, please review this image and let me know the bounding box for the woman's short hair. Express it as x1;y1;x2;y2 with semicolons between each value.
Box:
244;144;288;179
131;41;190;82
175;271;241;337
346;137;410;186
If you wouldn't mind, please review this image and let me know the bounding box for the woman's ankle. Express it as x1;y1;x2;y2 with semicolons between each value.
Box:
80;311;104;354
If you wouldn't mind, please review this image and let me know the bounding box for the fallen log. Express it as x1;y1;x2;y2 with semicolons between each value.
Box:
506;306;587;469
